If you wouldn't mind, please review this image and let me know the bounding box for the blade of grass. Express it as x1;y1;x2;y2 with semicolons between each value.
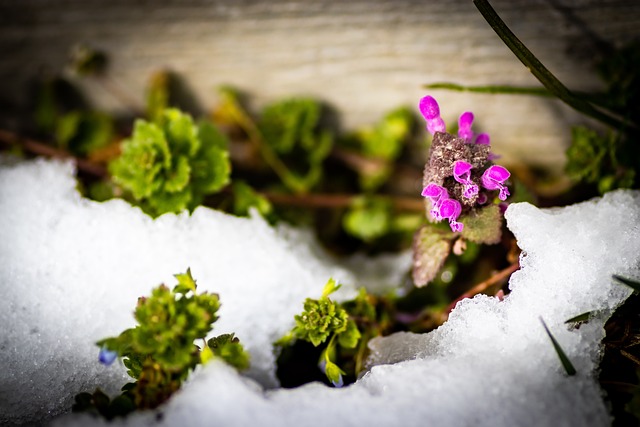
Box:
540;317;577;376
613;275;640;292
564;311;595;324
472;0;636;131
424;82;554;97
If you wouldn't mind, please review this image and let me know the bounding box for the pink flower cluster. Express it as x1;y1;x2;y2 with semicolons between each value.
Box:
419;96;511;233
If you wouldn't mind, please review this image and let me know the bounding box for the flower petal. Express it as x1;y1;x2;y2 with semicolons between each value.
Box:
474;133;490;145
419;96;441;120
99;347;118;366
426;117;446;135
453;161;472;181
439;198;461;220
481;165;510;190
458;112;474;140
421;183;445;199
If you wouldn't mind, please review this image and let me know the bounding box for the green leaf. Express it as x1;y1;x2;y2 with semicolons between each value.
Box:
55;111;114;156
108;394;135;418
200;344;215;365
613;275;640;293
163;156;191;193
359;107;413;160
162;108;200;157
565;311;595;324
342;196;392;242
232;181;273;219
461;205;503;245
412;225;452;287
337;319;361;349
322;278;341;298
259;98;320;154
206;333;250;371
566;126;607;183
540;317;576;376
198;120;229;150
174;268;197;293
190;143;231;195
258;98;333;194
324;359;345;387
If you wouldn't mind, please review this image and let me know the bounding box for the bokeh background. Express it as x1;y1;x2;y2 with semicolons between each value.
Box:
1;0;639;175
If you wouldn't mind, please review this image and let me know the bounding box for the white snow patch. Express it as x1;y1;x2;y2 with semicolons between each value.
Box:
0;158;638;426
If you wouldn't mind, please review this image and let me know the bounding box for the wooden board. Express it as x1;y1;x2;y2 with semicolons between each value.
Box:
1;0;638;175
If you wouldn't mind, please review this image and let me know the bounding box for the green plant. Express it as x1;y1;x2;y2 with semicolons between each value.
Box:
277;279;388;387
109;109;231;217
73;269;249;419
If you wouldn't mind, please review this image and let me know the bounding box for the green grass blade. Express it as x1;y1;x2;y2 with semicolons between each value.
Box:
613;275;640;292
564;311;594;324
540;317;577;376
424;82;553;97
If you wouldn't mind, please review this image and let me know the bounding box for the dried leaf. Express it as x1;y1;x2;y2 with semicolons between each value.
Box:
412;225;452;287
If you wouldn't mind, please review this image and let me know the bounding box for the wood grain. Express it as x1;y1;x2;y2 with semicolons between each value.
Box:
1;0;638;175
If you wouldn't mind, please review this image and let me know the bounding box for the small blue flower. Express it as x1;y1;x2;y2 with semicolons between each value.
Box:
331;373;344;388
99;346;118;366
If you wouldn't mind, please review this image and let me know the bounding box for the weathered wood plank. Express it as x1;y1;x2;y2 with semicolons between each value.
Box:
0;0;638;174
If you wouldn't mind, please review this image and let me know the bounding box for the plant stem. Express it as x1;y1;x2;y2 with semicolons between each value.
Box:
221;92;305;193
0;128;425;212
472;0;636;131
0;129;107;177
262;191;425;212
448;261;519;310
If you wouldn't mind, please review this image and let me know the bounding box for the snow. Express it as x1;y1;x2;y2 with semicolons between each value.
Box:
0;157;639;426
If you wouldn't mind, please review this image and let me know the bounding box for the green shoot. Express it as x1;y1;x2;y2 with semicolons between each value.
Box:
540;317;577;376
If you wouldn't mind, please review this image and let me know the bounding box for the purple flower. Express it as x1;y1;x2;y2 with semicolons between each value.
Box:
458;112;474;140
439;199;463;232
419;96;446;135
481;165;510;201
422;183;448;221
452;161;479;198
419;95;440;120
99;346;118;366
474;133;490;145
427;118;446;135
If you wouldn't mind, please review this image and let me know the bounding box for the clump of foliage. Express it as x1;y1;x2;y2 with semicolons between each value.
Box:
257;97;333;194
277;279;388;387
72;269;249;419
564;41;640;194
212;87;419;251
109;109;231;217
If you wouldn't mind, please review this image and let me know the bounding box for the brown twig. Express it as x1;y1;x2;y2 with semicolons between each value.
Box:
0;129;107;177
0;129;427;212
447;261;520;312
331;147;388;175
262;191;425;212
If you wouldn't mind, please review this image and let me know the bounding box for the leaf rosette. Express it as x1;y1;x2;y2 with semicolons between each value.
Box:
110;108;230;217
